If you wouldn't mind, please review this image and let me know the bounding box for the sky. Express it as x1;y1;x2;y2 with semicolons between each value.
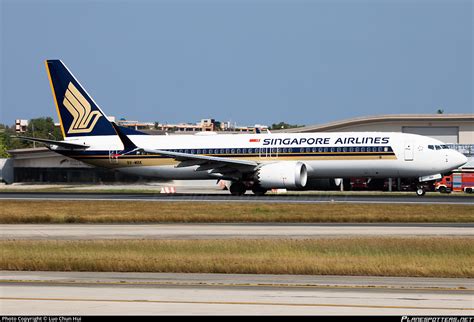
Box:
1;0;472;127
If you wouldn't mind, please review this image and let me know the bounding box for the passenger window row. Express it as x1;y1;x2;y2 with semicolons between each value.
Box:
297;146;389;153
159;146;392;154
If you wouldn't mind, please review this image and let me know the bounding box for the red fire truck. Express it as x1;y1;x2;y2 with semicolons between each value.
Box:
350;178;369;190
434;169;474;193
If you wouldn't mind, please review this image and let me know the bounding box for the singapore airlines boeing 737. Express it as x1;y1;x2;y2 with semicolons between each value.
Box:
17;60;467;196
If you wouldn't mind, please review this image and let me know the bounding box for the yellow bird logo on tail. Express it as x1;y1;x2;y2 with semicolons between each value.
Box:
63;82;102;134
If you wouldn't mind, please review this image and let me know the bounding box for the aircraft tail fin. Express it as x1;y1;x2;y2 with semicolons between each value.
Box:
45;60;116;139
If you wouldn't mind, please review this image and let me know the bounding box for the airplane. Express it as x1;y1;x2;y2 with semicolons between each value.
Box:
16;60;468;196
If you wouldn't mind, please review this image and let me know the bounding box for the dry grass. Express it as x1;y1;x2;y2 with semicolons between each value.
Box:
0;200;473;223
1;238;472;277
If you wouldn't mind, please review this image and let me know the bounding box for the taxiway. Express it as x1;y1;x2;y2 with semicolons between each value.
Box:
1;223;473;240
1;272;472;315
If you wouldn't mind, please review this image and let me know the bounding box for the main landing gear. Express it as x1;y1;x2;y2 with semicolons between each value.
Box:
229;181;268;196
229;182;246;196
251;186;268;196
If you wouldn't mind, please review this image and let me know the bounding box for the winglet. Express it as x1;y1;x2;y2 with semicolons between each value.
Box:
110;122;138;153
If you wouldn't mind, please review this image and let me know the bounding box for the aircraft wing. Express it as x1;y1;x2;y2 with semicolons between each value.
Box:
141;148;257;168
12;136;89;149
110;122;258;180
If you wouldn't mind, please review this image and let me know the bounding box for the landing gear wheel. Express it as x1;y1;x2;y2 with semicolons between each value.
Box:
252;187;268;196
229;182;246;196
416;187;426;197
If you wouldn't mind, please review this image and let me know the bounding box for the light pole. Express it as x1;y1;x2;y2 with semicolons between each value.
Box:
31;123;36;148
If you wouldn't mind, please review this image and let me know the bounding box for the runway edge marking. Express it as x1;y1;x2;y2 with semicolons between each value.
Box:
1;279;473;292
1;296;473;311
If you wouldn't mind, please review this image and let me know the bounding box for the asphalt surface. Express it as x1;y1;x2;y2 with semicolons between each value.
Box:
1;191;474;204
1;272;472;315
1;191;472;315
2;223;473;240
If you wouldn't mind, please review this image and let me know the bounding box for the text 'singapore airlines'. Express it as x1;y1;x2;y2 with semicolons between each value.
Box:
262;136;390;146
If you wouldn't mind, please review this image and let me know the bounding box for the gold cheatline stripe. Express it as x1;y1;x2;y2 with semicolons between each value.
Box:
0;297;471;311
73;153;396;159
44;61;66;138
75;156;398;168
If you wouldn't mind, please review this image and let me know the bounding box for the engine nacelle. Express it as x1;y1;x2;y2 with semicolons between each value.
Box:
256;162;308;189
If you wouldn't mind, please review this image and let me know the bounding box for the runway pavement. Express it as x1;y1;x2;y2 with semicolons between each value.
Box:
1;191;474;204
1;272;472;315
1;223;473;240
2;191;472;315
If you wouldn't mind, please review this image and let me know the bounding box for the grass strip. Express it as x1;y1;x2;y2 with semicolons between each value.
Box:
1;238;472;278
0;200;473;223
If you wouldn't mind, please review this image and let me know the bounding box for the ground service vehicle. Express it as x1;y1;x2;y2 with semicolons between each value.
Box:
435;170;474;193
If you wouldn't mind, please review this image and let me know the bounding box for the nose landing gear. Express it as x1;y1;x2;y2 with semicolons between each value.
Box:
416;186;426;196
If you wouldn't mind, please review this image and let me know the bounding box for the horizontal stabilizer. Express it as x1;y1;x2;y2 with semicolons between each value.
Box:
13;136;89;149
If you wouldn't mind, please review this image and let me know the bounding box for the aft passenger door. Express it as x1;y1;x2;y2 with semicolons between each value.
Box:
404;142;414;161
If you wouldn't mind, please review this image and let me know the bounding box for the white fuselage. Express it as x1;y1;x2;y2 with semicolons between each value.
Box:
61;131;467;181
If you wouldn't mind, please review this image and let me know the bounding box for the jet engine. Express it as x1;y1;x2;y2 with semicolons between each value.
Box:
255;162;308;189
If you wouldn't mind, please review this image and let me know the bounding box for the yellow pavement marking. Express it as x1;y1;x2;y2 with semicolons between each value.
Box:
1;297;472;311
1;279;472;292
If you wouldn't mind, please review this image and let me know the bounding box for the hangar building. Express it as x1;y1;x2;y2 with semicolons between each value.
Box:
3;147;148;184
283;114;473;145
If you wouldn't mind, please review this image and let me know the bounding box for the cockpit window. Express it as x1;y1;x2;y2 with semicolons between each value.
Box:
435;145;441;150
428;145;434;150
441;145;449;149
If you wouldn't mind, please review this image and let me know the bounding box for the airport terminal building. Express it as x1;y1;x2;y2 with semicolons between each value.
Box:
1;114;473;185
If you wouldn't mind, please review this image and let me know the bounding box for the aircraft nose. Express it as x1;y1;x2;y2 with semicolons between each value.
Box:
453;151;468;168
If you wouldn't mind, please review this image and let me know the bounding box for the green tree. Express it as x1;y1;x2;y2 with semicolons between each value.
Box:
269;122;304;130
3;117;62;150
27;117;62;140
0;130;10;158
1;125;28;150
